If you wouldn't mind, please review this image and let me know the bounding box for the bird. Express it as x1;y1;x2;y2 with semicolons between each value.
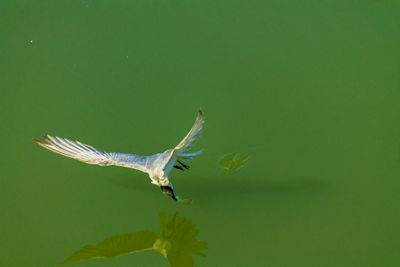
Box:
33;109;204;201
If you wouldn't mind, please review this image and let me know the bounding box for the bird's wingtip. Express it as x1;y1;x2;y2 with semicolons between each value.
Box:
41;134;52;142
33;135;52;145
32;136;47;147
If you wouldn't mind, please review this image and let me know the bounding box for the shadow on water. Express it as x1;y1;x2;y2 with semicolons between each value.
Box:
58;212;207;267
186;177;330;200
107;174;329;201
106;149;328;202
213;151;329;198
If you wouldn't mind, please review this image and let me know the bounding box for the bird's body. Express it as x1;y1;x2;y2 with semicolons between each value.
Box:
33;109;204;200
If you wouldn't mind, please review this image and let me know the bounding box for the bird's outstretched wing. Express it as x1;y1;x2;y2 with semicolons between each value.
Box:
162;109;204;176
174;109;204;153
33;135;149;173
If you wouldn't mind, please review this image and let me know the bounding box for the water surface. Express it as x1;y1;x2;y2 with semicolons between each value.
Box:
1;0;399;266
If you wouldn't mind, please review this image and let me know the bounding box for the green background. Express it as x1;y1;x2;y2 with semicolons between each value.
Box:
1;0;399;266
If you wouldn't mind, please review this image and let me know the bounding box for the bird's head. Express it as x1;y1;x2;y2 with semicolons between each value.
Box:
160;184;178;201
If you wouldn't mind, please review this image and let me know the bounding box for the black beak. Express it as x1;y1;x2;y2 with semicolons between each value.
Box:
160;185;178;201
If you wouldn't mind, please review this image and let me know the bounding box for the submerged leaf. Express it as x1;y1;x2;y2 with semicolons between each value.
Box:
218;152;237;169
218;152;249;173
179;198;193;205
158;212;208;267
58;212;207;267
58;230;158;265
176;196;193;205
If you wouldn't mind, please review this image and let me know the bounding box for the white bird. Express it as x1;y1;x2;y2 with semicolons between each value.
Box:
33;109;204;201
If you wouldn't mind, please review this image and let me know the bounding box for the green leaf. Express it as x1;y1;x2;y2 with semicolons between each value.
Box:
57;212;207;267
218;152;249;173
158;212;208;267
58;230;158;265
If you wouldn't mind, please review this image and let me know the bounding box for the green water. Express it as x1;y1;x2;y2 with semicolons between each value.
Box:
1;1;400;266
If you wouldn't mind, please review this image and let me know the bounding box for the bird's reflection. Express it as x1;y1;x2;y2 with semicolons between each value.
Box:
58;212;207;266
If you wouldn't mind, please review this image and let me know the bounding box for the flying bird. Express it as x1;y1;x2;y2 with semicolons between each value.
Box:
33;109;204;201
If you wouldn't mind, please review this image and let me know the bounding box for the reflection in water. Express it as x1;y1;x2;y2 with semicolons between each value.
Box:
58;212;207;266
218;152;249;173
